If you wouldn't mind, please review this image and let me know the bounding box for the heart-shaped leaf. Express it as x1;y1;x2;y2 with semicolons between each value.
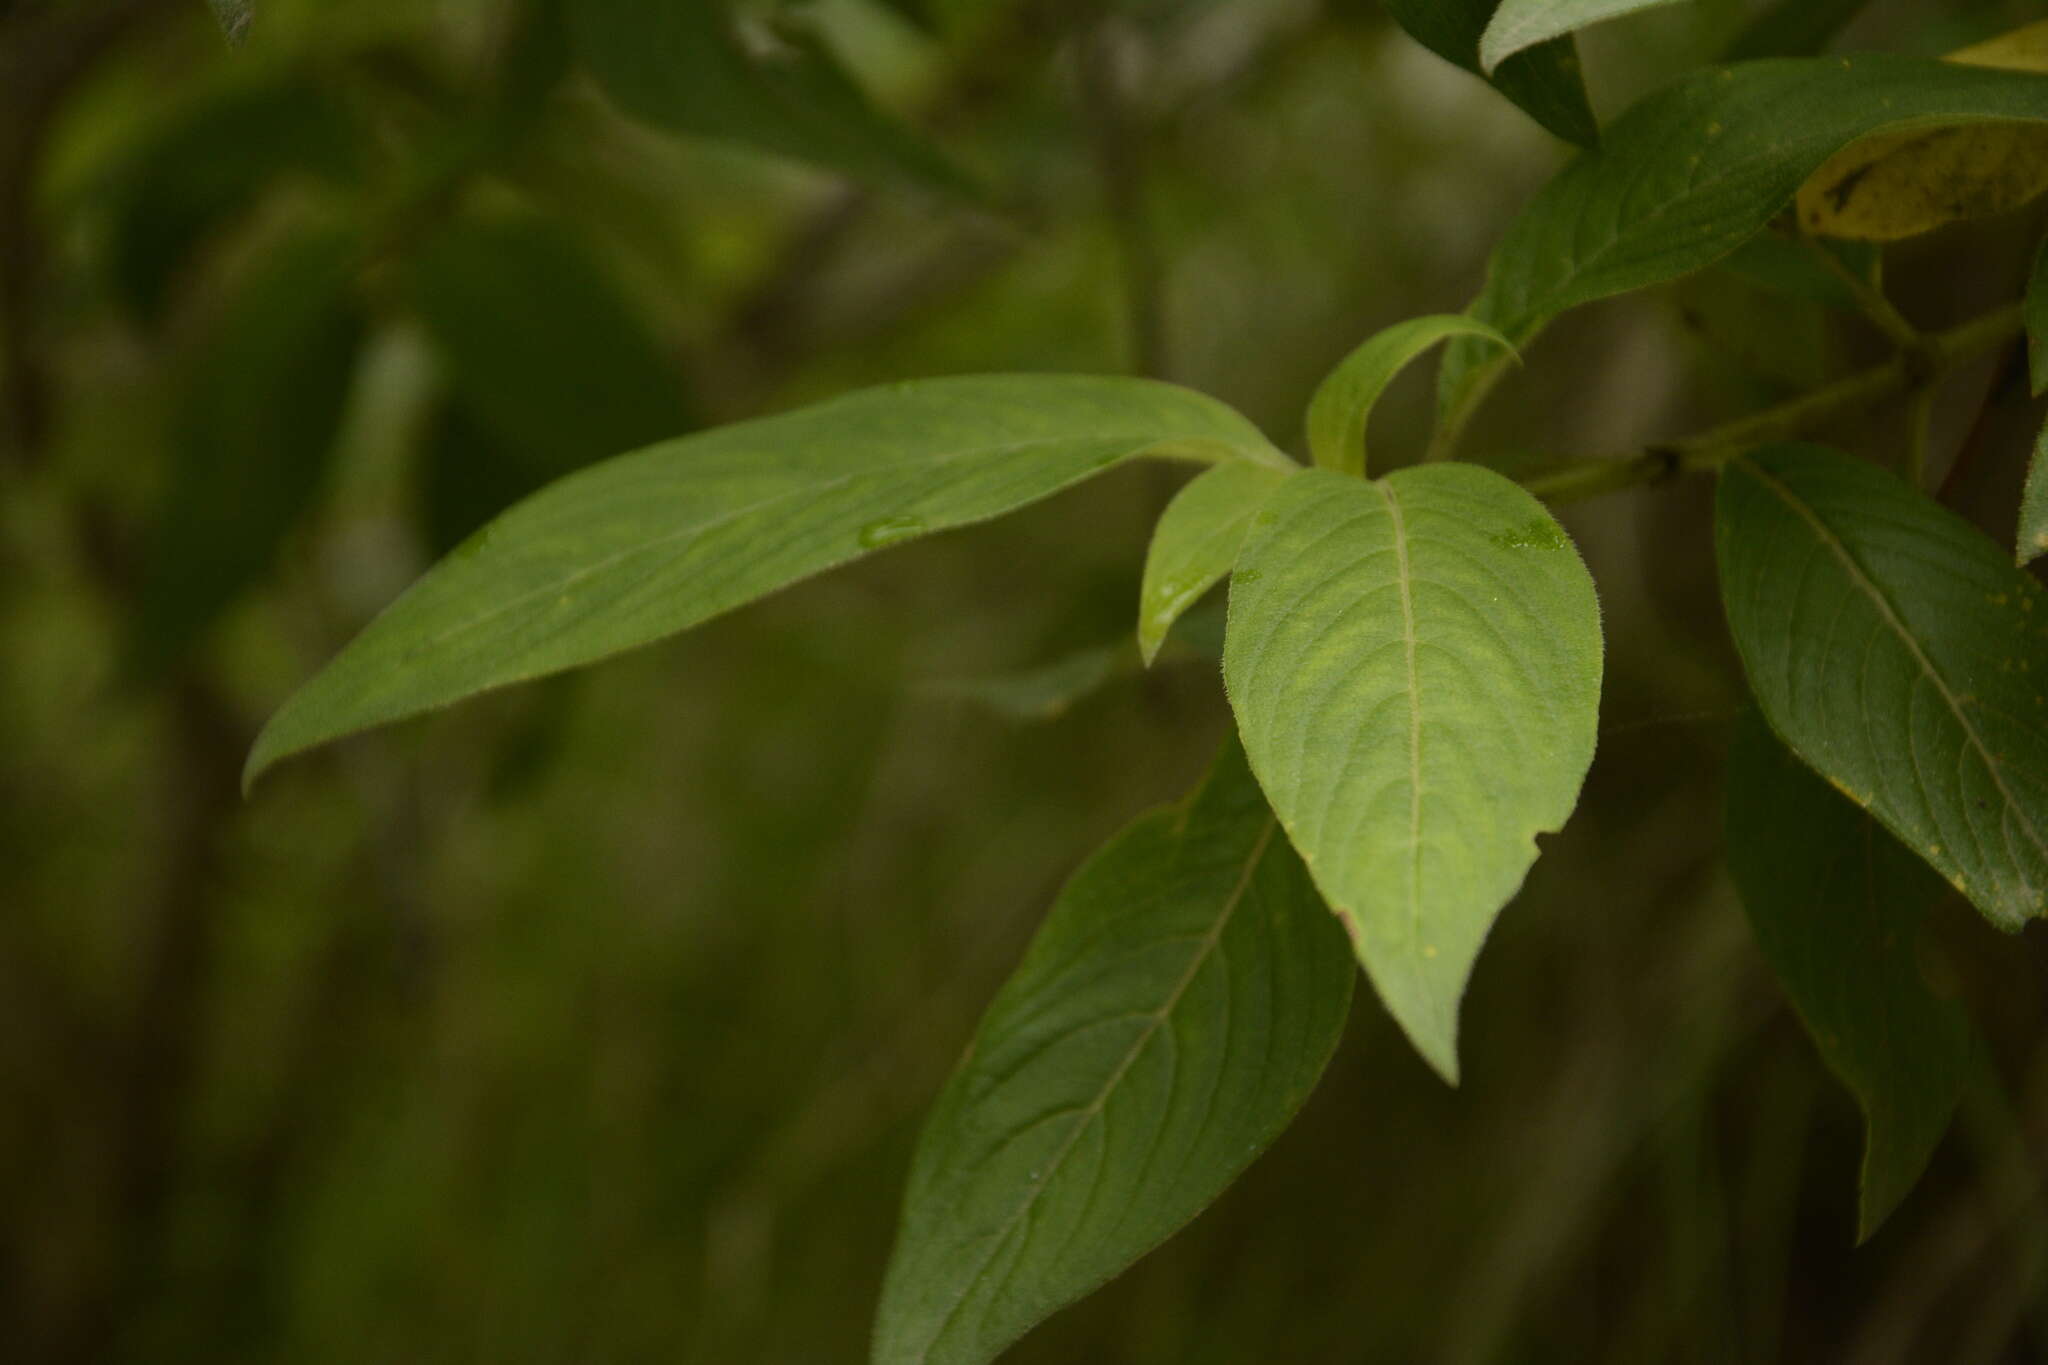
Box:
1224;465;1603;1080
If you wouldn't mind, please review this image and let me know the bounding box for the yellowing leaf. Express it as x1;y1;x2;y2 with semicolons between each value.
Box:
1797;22;2048;241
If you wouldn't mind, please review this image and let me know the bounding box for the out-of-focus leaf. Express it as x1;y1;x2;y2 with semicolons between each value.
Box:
1306;314;1511;476
1224;465;1602;1080
1383;0;1598;147
2026;230;2048;398
246;376;1281;787
1438;55;2048;447
922;642;1125;722
1726;712;1971;1241
1723;0;1871;60
1796;23;2048;241
1137;461;1290;666
1479;0;1689;75
1717;443;2048;930
97;81;357;324
565;0;975;195
132;228;363;677
1713;234;1876;312
406;215;693;552
208;0;253;45
873;742;1353;1365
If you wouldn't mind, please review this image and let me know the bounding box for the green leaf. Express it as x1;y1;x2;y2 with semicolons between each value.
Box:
2022;422;2048;568
246;376;1277;787
1725;711;1971;1240
923;642;1125;722
1137;461;1291;666
873;742;1353;1365
1716;443;2048;930
1307;315;1512;477
132;228;363;678
1479;0;1690;75
1437;55;2048;449
1713;234;1877;312
1723;0;1870;60
566;0;975;196
406;215;694;553
207;0;253;45
96;80;358;325
1384;0;1599;147
1223;465;1602;1080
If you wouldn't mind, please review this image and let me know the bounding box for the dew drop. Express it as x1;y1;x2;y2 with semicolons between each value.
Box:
858;515;927;549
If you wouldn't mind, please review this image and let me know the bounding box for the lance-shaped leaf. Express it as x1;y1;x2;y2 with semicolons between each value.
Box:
1717;443;2048;930
247;376;1278;787
1725;712;1971;1240
873;743;1353;1365
1480;0;1691;75
1306;314;1512;477
566;0;974;196
1137;461;1291;666
1384;0;1598;147
1223;466;1602;1081
1437;55;2048;447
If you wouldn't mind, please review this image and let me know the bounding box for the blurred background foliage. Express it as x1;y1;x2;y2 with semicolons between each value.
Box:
4;0;2048;1360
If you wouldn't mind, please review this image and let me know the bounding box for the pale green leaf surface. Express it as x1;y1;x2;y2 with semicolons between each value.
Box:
247;376;1275;787
1137;461;1291;665
1717;444;2048;930
1223;466;1602;1080
1384;0;1598;147
872;742;1353;1365
1480;0;1690;74
1438;56;2048;445
1725;712;1970;1241
566;0;974;196
2018;421;2048;568
1307;315;1512;477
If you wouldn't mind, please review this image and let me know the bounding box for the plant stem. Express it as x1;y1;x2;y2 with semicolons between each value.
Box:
1518;301;2023;503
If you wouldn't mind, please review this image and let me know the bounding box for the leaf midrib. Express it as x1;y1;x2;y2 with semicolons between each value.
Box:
1376;480;1426;946
913;818;1278;1362
1736;454;2048;879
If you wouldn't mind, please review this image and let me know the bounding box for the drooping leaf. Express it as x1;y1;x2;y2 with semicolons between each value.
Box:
1479;0;1690;75
132;228;363;677
246;376;1280;787
1224;465;1602;1080
1306;314;1512;477
1722;0;1871;61
1725;712;1972;1241
207;0;253;45
406;215;694;552
1137;461;1291;665
873;742;1353;1365
1717;443;2048;930
1796;24;2048;242
96;80;358;325
1382;0;1598;148
2018;421;2048;568
565;0;975;196
1436;55;2048;448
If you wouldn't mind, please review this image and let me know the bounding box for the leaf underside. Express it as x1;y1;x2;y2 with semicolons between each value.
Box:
1717;443;2048;930
872;742;1353;1365
1724;712;1971;1240
1223;465;1603;1081
1382;0;1599;148
1480;0;1690;75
